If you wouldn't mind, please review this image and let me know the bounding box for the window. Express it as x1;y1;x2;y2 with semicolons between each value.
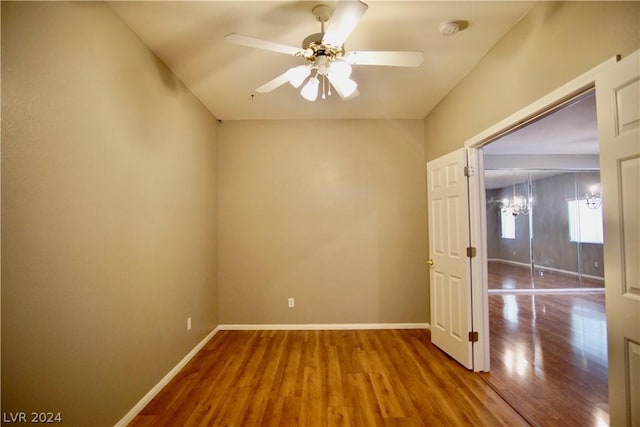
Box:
567;200;604;244
501;209;515;239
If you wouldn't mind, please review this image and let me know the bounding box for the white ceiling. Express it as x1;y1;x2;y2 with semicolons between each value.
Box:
109;1;533;121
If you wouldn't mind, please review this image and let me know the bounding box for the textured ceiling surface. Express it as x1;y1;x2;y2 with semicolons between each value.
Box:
109;1;533;120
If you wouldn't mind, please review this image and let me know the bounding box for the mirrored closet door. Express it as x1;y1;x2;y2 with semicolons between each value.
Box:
485;170;604;290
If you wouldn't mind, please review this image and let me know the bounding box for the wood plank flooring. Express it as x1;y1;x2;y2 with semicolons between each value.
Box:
482;289;609;426
129;329;528;426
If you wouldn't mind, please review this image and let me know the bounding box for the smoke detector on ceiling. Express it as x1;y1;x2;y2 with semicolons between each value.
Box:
439;21;460;36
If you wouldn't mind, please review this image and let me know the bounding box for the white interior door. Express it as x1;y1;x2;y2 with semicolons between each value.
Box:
427;148;473;369
596;50;640;427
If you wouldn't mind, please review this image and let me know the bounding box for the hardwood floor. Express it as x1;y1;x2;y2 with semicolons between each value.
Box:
482;292;609;426
129;329;528;426
128;263;609;426
488;261;604;290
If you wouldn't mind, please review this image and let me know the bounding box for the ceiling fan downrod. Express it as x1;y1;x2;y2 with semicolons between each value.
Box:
302;5;344;63
312;4;331;32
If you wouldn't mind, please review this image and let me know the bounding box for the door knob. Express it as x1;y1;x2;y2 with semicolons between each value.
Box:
427;259;434;267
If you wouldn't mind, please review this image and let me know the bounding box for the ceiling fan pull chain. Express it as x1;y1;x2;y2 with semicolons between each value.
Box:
322;74;326;99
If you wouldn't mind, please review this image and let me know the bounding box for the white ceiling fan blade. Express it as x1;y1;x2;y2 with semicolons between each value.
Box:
225;33;303;56
322;0;368;47
255;72;291;93
326;73;360;100
344;51;424;67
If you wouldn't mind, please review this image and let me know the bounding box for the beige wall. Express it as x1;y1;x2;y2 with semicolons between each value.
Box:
422;1;639;321
1;2;218;425
424;1;640;162
3;0;638;424
218;120;428;325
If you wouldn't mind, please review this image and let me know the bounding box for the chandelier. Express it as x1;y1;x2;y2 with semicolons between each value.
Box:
585;184;602;209
501;181;531;216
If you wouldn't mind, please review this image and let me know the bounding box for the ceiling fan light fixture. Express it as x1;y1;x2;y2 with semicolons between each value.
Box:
226;0;422;102
301;76;320;101
329;60;352;79
287;65;311;88
333;77;358;98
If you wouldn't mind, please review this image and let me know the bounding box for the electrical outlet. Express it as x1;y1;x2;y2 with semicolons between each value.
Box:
187;317;192;331
594;261;599;268
288;298;295;308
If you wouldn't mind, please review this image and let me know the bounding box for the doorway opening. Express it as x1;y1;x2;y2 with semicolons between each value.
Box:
483;91;604;293
477;89;609;425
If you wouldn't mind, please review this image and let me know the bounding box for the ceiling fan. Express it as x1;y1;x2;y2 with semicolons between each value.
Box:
225;0;424;102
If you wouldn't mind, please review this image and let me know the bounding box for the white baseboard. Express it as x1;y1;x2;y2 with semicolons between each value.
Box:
219;323;430;331
489;287;605;295
115;326;221;427
488;258;530;268
115;322;428;425
488;258;604;281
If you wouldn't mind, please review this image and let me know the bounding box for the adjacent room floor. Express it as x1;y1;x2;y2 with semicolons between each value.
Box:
482;263;608;426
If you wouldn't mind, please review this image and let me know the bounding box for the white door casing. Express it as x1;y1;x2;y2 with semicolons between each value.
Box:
596;50;640;427
464;57;618;373
427;148;473;369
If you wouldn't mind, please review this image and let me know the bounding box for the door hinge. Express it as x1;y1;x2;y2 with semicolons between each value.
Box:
466;247;477;258
464;166;474;177
468;331;479;342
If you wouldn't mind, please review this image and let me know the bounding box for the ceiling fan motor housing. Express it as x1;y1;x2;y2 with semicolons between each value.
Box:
302;32;344;63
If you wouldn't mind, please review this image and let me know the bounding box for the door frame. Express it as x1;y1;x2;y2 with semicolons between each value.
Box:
463;56;618;372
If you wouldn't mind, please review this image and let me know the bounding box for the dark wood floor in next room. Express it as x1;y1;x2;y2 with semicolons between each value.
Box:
483;262;608;426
